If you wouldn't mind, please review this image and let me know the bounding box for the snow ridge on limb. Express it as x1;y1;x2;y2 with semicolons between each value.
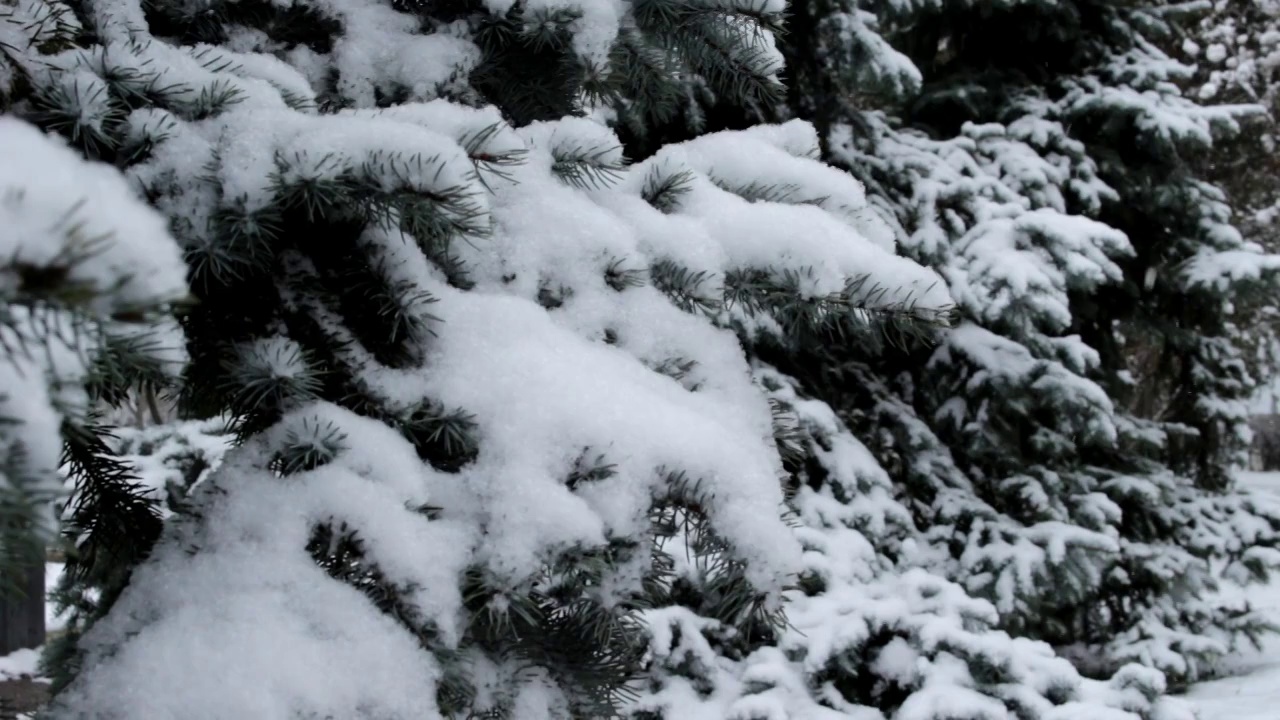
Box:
0;117;187;593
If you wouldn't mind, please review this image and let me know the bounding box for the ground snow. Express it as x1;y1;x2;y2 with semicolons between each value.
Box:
1181;471;1280;720
0;561;68;682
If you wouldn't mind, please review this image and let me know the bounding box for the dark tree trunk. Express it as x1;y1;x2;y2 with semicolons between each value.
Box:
1250;414;1280;471
0;562;44;655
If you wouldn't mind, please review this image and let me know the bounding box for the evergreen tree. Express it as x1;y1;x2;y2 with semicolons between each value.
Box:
2;0;947;715
1180;0;1280;247
773;0;1280;687
0;2;1237;720
42;415;232;689
0;111;187;628
0;0;792;705
1177;0;1280;412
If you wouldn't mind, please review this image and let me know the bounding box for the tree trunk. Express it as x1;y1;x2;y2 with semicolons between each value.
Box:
0;562;44;655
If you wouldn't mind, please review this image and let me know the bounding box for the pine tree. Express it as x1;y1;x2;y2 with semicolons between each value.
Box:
0;0;795;704
0;2;1244;720
42;415;232;689
0;111;187;649
1180;0;1280;244
1177;0;1280;414
771;0;1280;687
2;0;955;715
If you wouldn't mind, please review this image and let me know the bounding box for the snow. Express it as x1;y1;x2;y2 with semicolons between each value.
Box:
620;123;950;311
34;61;958;710
1186;615;1280;719
9;0;1277;716
102;419;235;516
0;648;42;681
947;208;1130;333
1182;248;1280;292
0;118;187;311
421;288;800;591
0;562;69;684
52;406;455;718
1182;472;1280;720
217;110;482;215
0;118;187;534
534;0;625;68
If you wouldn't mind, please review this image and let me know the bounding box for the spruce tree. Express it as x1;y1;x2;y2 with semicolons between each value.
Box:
0;0;792;703
773;0;1280;687
42;415;232;689
0;112;187;656
0;3;1239;720
1181;0;1280;246
1177;0;1280;412
3;0;949;715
